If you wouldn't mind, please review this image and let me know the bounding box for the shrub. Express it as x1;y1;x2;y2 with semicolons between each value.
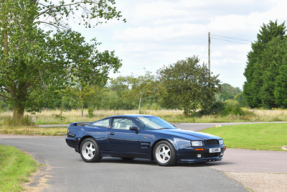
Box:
88;106;94;118
234;93;249;107
198;100;248;117
198;101;225;116
3;116;35;126
142;103;162;110
223;100;244;116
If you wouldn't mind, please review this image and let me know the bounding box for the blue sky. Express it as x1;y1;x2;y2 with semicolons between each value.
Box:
68;0;286;89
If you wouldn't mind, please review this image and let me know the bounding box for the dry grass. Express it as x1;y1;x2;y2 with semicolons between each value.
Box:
0;126;67;136
249;108;287;121
0;108;287;125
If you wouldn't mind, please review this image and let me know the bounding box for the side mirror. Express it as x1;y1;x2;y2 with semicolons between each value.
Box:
130;126;139;131
172;124;176;128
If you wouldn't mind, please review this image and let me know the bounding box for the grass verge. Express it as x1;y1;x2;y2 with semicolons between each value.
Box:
201;123;287;151
0;145;38;192
0;126;67;136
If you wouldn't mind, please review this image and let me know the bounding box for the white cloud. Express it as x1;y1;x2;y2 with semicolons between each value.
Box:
72;0;287;88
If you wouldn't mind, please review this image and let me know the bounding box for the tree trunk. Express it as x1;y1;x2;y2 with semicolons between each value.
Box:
138;96;142;114
13;105;25;119
183;107;189;117
81;105;84;117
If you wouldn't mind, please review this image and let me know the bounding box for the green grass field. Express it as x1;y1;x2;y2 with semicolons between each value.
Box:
0;145;38;192
202;123;287;151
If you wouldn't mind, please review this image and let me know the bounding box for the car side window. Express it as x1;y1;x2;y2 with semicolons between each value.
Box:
93;119;110;128
112;118;137;130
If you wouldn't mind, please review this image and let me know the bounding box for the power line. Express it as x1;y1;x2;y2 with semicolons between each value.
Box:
212;34;253;42
211;37;251;45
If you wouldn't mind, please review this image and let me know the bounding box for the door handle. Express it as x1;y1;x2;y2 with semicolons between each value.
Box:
110;132;115;135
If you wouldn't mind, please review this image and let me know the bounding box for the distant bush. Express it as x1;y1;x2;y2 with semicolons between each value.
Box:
3;116;35;126
223;100;244;116
199;101;225;115
54;114;66;120
88;106;94;118
142;103;162;111
234;93;249;107
198;100;251;117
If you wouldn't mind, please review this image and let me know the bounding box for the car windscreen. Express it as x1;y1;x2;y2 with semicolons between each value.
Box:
135;116;176;130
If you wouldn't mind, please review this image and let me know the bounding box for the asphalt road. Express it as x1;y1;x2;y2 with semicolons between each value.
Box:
0;135;246;192
2;122;287;192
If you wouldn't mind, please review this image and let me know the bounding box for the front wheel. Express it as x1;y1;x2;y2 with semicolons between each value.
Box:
153;141;176;166
80;138;101;162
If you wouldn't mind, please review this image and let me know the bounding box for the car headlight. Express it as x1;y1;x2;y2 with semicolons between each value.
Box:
191;141;203;146
219;139;224;145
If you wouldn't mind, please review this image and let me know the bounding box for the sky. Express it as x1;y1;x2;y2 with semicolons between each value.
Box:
69;0;287;89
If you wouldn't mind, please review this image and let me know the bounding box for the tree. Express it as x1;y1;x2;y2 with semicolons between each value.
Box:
108;76;135;109
234;93;248;107
219;83;241;101
121;72;156;113
0;0;124;119
243;20;286;108
274;54;287;108
157;56;221;116
260;36;287;108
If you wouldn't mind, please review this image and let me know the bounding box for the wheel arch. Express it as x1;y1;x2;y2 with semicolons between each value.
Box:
77;135;97;152
151;139;176;160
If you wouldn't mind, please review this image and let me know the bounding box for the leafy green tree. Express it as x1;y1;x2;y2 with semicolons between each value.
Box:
0;0;123;119
157;56;221;116
100;89;122;110
243;20;286;108
219;83;241;101
234;93;248;107
121;72;156;113
108;76;135;109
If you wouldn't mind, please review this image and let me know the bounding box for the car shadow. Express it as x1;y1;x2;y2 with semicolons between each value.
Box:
78;157;234;167
177;161;235;167
98;157;157;165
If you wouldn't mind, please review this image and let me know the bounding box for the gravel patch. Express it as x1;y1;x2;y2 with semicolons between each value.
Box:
225;172;287;192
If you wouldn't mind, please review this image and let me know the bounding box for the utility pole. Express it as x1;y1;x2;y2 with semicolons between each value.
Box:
208;32;210;75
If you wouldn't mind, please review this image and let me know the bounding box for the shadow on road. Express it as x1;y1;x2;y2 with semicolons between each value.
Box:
77;157;234;167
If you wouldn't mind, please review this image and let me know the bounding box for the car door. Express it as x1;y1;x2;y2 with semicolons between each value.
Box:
108;117;140;154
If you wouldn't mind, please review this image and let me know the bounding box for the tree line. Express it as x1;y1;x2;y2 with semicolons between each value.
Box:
1;56;245;116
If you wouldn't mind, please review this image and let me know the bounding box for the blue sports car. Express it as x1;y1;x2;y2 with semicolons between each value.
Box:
66;115;226;166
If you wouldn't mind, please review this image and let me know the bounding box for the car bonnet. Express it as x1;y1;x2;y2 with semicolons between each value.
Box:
154;129;221;140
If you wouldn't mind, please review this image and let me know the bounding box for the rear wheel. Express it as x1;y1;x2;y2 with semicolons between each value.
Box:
153;141;176;166
80;138;101;162
121;157;134;161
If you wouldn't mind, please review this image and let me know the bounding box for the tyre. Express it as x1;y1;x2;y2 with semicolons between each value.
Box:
121;157;134;161
153;140;176;166
80;138;101;162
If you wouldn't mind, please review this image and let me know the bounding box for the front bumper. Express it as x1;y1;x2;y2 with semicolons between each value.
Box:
177;145;226;164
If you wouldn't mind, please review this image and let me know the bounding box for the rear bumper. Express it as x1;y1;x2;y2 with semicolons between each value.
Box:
66;137;78;150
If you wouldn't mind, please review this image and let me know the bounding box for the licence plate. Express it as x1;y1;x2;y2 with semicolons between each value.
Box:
209;148;221;153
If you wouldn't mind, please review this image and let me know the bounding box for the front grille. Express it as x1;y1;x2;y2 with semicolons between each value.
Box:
204;153;220;158
204;139;219;145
